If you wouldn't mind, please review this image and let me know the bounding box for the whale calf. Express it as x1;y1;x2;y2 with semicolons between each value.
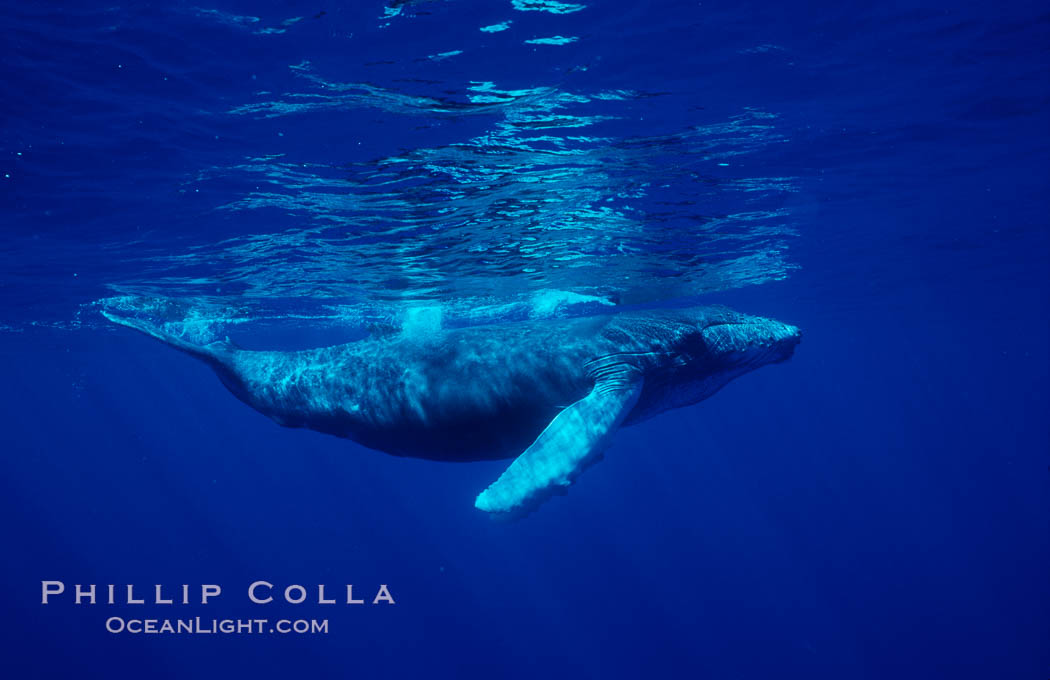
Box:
103;304;800;517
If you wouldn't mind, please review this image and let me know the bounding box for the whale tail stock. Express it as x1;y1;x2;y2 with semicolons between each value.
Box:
101;308;238;370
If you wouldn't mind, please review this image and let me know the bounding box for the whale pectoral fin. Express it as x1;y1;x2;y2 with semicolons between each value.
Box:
475;376;643;518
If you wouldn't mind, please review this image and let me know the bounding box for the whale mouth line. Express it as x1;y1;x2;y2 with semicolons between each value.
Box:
702;320;801;338
701;321;747;331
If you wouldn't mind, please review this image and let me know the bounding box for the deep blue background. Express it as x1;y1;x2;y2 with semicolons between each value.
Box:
1;1;1048;678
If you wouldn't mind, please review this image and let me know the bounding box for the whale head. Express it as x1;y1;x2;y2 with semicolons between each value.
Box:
606;305;801;426
697;308;801;371
661;307;801;407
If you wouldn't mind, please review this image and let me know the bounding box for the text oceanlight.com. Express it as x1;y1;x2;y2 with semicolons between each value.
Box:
105;617;329;635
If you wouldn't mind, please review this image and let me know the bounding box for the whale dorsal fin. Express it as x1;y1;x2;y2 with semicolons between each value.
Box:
475;374;643;518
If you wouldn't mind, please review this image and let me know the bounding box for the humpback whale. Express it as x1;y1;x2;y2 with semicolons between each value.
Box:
103;305;800;517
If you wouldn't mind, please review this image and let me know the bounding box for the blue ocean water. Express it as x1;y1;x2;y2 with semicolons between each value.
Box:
1;0;1047;677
